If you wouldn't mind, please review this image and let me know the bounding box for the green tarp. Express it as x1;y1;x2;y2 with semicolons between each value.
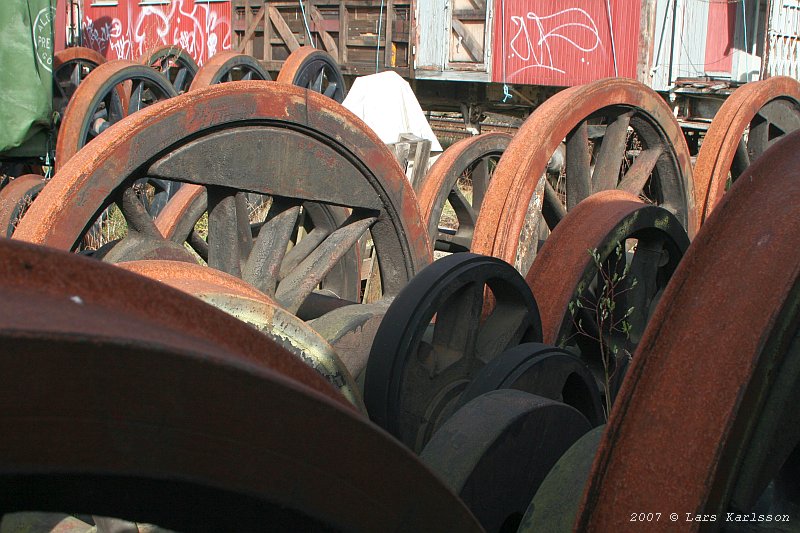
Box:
0;0;54;157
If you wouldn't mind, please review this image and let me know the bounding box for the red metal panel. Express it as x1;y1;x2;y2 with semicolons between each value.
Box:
492;0;642;86
704;1;736;74
82;1;232;66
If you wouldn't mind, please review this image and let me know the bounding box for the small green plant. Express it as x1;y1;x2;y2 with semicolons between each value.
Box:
567;243;637;419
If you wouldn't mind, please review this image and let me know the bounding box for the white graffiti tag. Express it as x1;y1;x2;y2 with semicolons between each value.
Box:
507;8;602;76
83;15;131;59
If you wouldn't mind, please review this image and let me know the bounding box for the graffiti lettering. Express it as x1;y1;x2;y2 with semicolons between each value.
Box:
507;8;602;76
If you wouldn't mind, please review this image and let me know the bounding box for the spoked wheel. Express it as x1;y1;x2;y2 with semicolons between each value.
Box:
277;47;347;103
576;131;800;531
55;59;178;170
14;82;431;317
420;389;591;532
117;259;365;411
526;190;689;409
0;175;46;238
694;76;800;224
53;46;107;122
141;45;199;94
364;253;542;452
0;238;481;532
189;51;271;89
472;78;695;274
153;183;361;318
417;132;512;252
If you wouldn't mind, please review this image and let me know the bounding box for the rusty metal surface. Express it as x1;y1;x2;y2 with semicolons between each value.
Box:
189;50;270;89
417;132;511;251
276;47;347;102
472;78;695;273
0;241;481;532
693;76;800;224
576;131;800;531
0;174;45;238
420;389;591;532
117;259;365;411
54;60;177;170
15;82;432;305
491;0;642;86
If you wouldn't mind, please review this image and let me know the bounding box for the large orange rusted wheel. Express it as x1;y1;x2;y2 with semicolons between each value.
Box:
141;44;199;94
0;238;481;532
693;76;800;224
575;130;800;531
15;82;432;319
416;132;512;252
277;46;346;102
472;78;695;274
53;46;107;121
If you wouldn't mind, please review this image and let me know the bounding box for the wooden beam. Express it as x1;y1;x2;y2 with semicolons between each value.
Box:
307;5;339;57
339;1;348;64
268;5;301;51
237;5;266;53
451;18;483;62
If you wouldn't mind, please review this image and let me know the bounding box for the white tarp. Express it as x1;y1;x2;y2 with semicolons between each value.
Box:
342;70;443;152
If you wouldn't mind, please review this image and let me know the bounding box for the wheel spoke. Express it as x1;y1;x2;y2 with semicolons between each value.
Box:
730;137;751;181
617;145;663;195
471;158;491;211
542;179;567;229
119;187;161;238
592;112;633;193
242;199;302;296
619;238;664;346
566;121;592;209
129;80;145;113
311;69;325;93
476;302;535;363
448;186;477;228
173;68;188;92
279;227;329;279
430;281;484;364
323;82;338;99
242;70;254;81
275;212;377;313
207;188;247;277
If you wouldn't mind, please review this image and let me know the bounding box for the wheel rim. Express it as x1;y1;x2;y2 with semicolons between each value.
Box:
53;46;107;120
417;132;512;252
472;78;695;274
0;175;45;238
141;45;199;94
277;47;347;103
694;76;800;224
15;82;432;314
189;51;271;89
576;131;800;530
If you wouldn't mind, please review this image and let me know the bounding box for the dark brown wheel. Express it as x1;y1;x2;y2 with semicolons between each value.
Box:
364;252;542;452
277;47;346;102
576;131;800;531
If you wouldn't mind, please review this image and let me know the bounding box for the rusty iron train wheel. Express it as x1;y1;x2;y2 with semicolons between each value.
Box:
472;78;695;274
189;51;271;89
576;131;800;531
141;44;199;94
417;132;512;252
693;76;800;224
53;46;107;123
526;190;689;404
55;60;177;171
277;46;347;103
0;239;481;532
364;252;542;452
0;174;46;238
15;82;432;316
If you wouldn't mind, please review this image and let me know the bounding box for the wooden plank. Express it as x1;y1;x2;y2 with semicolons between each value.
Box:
244;2;254;56
308;5;339;57
263;1;273;60
237;5;266;54
451;18;482;62
339;1;349;63
452;9;485;21
268;5;301;51
383;0;394;68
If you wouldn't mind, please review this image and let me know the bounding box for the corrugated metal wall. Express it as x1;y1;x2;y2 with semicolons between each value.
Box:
81;0;232;66
490;0;641;86
650;0;709;90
